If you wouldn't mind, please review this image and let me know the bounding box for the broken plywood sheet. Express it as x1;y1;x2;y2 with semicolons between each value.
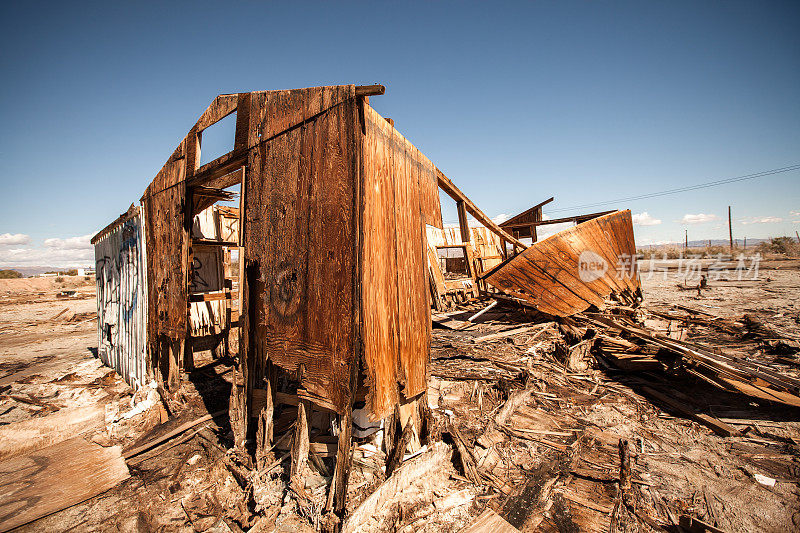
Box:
483;210;641;317
0;404;105;461
343;442;452;533
0;437;129;532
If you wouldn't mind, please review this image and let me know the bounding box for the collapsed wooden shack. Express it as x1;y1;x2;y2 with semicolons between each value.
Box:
92;84;533;516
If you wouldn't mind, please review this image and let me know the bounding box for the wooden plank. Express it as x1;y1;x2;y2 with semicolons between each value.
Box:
195;93;239;132
436;168;527;248
123;410;228;459
390;118;429;401
640;386;739;437
0;437;129;532
188;291;237;303
501;210;615;229
362;104;401;417
0;405;105;462
342;443;452;533
499;197;554;228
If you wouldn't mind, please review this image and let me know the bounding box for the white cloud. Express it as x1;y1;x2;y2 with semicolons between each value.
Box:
632;212;661;226
681;213;719;224
43;234;93;250
536;222;573;240
0;233;95;268
0;233;31;245
639;238;674;246
741;216;783;225
0;247;93;268
491;213;511;224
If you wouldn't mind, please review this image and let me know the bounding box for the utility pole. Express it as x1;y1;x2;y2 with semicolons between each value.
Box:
744;237;747;249
685;229;688;251
728;206;733;254
796;231;800;244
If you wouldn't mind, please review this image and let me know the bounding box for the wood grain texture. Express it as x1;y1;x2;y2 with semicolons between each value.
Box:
484;210;641;317
459;509;520;533
362;104;432;418
243;86;358;415
0;437;129;532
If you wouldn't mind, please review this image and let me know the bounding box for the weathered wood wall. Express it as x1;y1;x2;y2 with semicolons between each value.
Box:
136;85;441;422
241;86;361;415
362;104;436;419
141;148;189;389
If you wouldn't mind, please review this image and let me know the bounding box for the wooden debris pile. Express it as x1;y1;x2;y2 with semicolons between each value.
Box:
427;297;800;532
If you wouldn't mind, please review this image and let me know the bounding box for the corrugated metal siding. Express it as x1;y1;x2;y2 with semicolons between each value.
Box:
94;208;149;389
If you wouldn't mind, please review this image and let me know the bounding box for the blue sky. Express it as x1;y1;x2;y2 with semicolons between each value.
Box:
0;1;798;267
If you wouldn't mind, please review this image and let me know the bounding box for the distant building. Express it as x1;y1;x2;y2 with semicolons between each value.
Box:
77;268;95;277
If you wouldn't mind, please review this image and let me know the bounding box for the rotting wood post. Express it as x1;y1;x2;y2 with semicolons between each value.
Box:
618;439;633;508
255;380;274;469
229;367;247;449
457;200;471;243
291;401;310;480
167;338;180;391
326;357;359;516
385;413;414;477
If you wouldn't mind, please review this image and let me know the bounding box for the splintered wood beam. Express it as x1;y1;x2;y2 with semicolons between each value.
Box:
456;200;471;242
355;84;385;96
436;168;527;249
501;210;616;229
186;151;247;189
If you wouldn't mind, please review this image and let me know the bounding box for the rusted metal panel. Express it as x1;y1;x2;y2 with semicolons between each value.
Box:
484;210;642;317
93;207;149;389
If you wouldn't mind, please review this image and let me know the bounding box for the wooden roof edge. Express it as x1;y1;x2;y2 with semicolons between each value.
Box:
140;84;385;201
500;197;555;227
91;204;139;245
435;167;528;249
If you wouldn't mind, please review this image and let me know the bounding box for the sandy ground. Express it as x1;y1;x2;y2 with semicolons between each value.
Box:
1;265;799;532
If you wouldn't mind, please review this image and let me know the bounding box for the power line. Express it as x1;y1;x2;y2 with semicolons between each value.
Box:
544;164;800;214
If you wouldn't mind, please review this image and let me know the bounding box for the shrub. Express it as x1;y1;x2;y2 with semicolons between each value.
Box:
55;276;64;283
756;237;800;257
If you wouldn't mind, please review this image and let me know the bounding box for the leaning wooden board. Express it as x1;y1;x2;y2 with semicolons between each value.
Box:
0;437;129;532
483;210;642;317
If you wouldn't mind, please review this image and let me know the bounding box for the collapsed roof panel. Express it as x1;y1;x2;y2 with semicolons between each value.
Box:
483;210;642;316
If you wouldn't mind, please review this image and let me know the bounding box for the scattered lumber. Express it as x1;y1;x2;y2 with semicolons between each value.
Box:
123;409;227;460
0;437;130;532
474;324;544;342
639;386;740;437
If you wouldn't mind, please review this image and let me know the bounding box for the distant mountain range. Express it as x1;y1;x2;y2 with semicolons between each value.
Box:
640;238;771;249
0;265;90;276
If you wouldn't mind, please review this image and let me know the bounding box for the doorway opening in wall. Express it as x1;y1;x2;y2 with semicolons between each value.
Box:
185;178;243;414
